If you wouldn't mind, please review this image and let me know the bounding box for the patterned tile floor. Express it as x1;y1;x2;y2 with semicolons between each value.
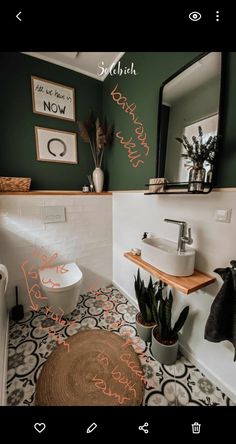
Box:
7;285;235;406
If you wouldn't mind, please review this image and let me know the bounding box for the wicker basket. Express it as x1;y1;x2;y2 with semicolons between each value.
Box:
0;177;31;192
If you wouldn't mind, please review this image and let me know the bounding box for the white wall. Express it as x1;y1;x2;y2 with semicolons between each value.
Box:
113;190;236;403
1;191;236;403
0;195;112;310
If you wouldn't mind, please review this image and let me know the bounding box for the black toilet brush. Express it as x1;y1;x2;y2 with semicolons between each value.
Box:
11;286;24;322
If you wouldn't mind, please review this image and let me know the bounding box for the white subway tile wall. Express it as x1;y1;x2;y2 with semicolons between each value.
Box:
112;190;236;403
1;190;236;404
0;195;112;310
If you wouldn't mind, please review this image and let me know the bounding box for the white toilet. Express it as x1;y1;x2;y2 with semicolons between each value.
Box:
39;262;83;315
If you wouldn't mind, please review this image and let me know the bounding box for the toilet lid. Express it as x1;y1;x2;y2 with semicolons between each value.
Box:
39;263;82;289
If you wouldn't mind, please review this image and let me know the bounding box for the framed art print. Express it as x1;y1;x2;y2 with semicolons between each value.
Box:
31;76;75;121
35;127;78;164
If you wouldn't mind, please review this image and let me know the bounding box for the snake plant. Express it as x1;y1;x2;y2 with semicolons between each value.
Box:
157;288;189;342
134;269;159;324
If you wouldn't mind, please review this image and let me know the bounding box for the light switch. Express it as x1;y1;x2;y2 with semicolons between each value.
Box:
41;206;66;223
215;209;232;223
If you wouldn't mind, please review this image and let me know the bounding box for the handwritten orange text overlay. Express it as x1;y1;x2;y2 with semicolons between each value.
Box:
92;291;149;387
92;349;135;405
91;315;151;404
94;290;149;385
111;83;150;168
92;342;149;404
92;350;139;404
20;249;71;352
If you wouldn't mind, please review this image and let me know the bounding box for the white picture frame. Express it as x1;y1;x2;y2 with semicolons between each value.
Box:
35;127;78;164
31;76;75;121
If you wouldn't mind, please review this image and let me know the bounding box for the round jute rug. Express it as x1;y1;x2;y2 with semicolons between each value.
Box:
35;329;145;406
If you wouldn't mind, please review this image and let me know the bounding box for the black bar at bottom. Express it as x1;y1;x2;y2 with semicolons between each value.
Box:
1;406;235;441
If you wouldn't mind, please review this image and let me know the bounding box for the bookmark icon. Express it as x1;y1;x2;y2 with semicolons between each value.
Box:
86;422;98;434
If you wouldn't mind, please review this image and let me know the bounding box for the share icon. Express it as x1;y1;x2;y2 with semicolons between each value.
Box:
138;422;149;434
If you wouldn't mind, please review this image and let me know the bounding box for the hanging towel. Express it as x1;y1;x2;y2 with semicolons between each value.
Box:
204;267;236;361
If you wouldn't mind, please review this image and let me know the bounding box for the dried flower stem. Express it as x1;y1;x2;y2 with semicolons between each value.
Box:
78;112;114;168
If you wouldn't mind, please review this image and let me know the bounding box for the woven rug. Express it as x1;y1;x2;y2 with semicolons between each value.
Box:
35;329;144;406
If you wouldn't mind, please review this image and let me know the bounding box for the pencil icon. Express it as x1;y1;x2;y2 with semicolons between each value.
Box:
86;422;97;434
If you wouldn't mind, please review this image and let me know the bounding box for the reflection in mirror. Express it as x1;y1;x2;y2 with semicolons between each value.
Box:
157;52;222;186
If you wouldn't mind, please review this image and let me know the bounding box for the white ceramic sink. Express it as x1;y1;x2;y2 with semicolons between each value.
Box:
141;237;195;276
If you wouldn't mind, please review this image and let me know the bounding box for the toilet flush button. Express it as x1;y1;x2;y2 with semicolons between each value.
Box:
41;206;66;223
215;209;232;223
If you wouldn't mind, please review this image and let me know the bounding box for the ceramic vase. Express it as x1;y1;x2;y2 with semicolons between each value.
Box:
92;167;104;193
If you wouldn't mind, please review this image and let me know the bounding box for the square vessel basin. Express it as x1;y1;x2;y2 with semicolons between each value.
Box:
142;237;195;276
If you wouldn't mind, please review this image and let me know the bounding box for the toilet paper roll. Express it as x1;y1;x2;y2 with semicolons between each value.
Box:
0;264;8;294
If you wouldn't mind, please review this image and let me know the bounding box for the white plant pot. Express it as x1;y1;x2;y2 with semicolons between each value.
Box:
151;327;179;365
135;313;155;342
92;167;104;193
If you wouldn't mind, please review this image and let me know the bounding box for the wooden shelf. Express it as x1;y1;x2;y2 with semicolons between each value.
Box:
124;252;215;294
144;181;213;195
0;191;112;196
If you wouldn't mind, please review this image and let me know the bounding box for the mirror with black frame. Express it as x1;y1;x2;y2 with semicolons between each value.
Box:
156;52;224;193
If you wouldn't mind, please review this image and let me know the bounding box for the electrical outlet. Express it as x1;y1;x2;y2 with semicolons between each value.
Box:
215;209;232;223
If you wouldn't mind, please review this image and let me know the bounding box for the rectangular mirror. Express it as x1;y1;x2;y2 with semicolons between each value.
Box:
156;52;224;193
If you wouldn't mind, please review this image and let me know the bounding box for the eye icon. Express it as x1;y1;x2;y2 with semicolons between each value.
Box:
189;11;202;21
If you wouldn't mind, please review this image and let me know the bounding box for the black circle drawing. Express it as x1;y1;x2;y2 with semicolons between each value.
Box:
47;138;67;157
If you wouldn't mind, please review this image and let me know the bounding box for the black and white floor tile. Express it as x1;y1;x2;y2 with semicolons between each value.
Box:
7;285;235;406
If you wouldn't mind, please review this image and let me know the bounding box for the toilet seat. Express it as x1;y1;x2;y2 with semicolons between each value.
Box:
39;262;82;293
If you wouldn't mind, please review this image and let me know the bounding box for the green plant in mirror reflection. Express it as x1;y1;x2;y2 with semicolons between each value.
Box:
176;125;220;168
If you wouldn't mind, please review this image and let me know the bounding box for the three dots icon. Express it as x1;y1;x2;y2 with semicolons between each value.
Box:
216;11;220;22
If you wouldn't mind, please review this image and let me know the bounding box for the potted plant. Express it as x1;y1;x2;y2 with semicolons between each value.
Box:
134;269;159;342
151;287;189;365
78;112;114;192
176;126;220;192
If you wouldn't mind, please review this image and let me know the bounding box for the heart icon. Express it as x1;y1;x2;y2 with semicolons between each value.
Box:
34;423;46;433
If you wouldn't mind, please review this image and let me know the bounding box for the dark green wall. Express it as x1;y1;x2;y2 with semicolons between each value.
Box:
1;52;236;191
102;52;200;190
103;52;236;190
0;52;102;190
